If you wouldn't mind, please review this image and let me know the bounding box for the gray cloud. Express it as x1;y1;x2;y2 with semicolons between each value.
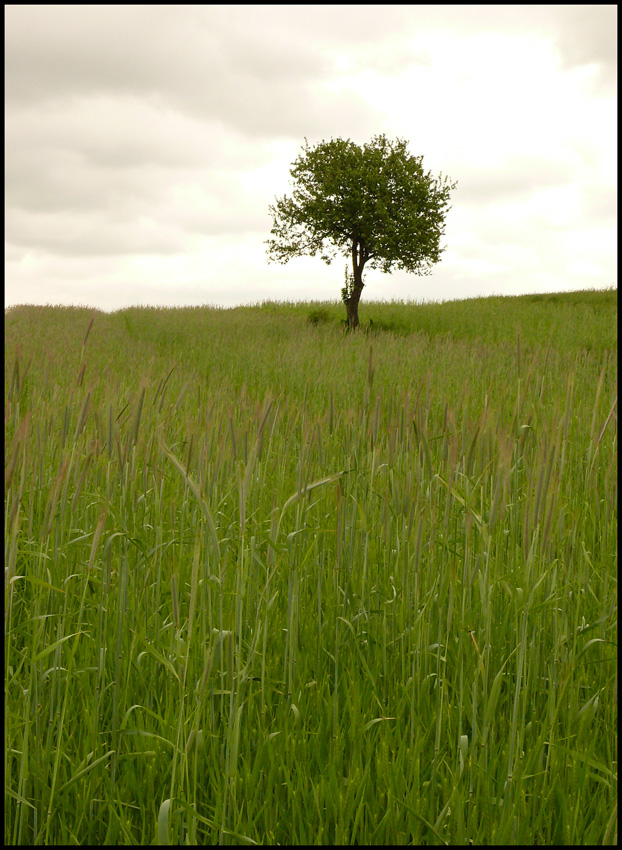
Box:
6;144;271;256
7;206;187;257
5;94;264;212
5;4;382;264
5;5;376;139
4;5;616;309
458;152;580;203
6;6;324;102
553;5;617;86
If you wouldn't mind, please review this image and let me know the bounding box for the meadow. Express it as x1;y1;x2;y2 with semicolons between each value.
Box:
4;289;617;844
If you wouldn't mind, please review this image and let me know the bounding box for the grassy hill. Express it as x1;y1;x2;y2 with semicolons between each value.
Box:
5;289;617;844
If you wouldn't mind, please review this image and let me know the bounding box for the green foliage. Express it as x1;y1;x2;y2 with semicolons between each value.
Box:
307;307;331;326
267;135;456;274
4;291;617;845
341;264;356;306
266;135;457;325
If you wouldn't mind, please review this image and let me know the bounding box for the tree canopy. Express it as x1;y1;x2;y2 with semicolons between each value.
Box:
266;134;457;327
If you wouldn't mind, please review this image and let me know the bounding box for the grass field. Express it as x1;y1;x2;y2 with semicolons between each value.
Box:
5;289;617;844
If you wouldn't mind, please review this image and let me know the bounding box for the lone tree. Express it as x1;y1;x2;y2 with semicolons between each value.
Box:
266;134;457;328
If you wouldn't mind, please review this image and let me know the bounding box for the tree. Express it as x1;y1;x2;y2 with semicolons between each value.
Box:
266;134;457;328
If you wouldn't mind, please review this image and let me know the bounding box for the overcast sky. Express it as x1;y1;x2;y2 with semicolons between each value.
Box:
5;4;617;311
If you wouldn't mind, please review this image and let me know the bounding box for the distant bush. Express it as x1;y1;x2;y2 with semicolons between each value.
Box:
365;317;410;336
307;308;331;326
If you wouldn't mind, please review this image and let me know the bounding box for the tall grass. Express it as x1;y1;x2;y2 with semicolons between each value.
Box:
5;291;617;844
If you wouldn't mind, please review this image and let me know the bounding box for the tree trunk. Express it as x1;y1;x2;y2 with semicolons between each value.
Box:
346;286;363;328
345;237;366;329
